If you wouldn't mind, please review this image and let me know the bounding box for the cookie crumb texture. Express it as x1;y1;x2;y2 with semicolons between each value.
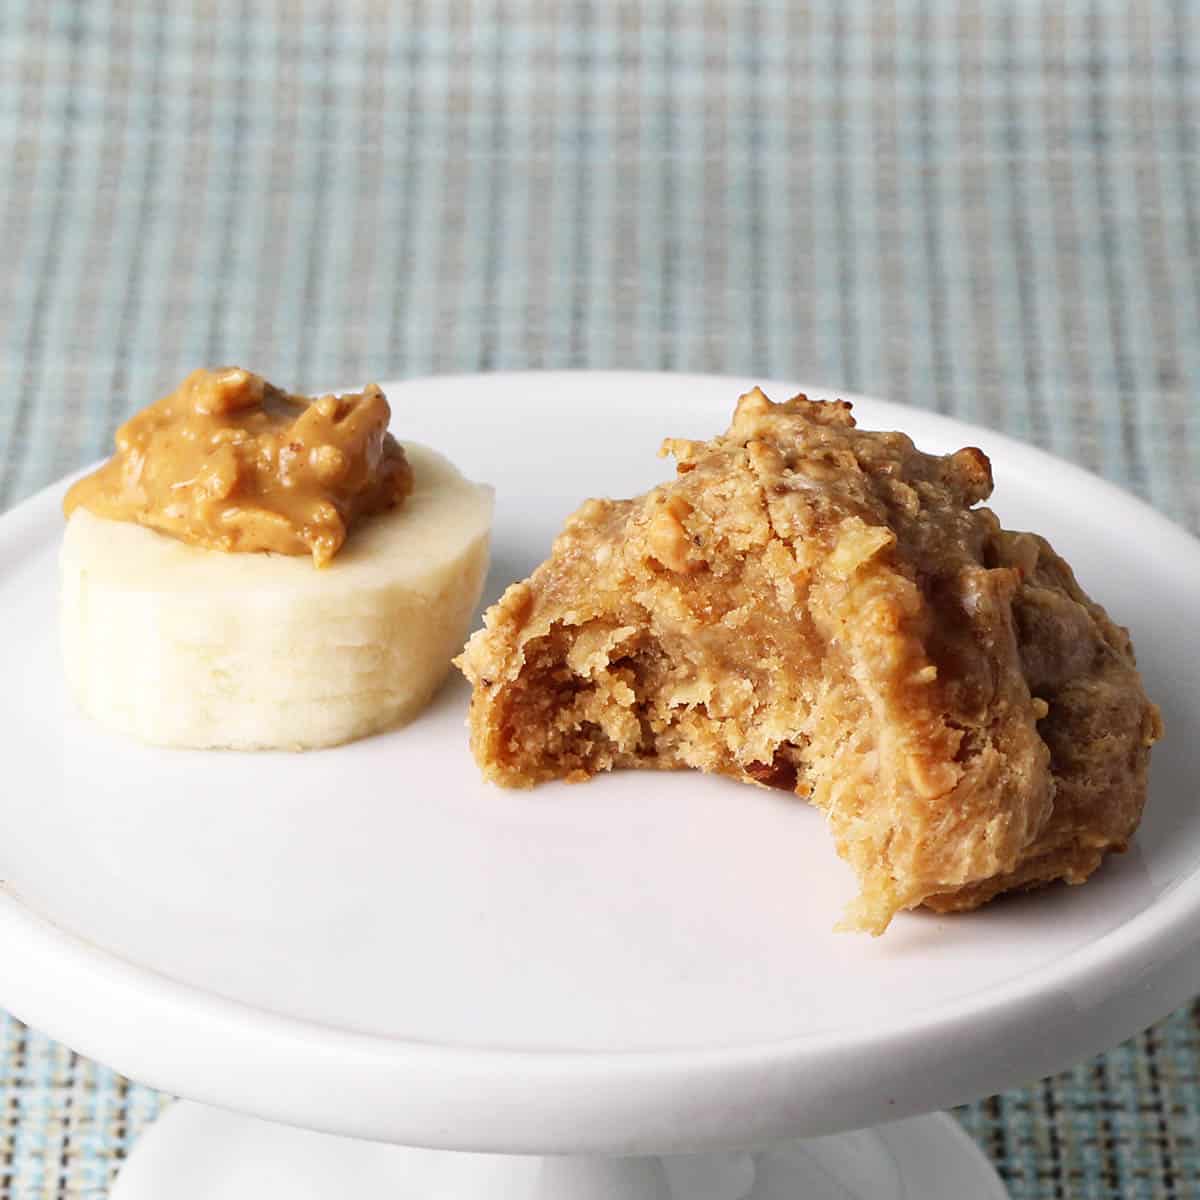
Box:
456;390;1162;934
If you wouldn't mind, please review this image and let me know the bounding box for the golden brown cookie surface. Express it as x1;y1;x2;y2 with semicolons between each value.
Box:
457;390;1161;933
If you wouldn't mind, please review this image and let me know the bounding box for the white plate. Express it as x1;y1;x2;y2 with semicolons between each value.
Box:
1;371;1198;1154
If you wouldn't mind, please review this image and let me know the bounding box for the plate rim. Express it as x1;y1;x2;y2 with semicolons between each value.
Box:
2;368;1198;1152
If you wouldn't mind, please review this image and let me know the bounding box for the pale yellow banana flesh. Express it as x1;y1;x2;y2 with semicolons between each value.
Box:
60;444;493;750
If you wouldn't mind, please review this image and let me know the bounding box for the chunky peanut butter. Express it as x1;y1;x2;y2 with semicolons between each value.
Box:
63;367;412;566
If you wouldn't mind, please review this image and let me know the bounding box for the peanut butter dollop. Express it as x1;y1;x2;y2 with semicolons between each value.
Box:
63;367;413;566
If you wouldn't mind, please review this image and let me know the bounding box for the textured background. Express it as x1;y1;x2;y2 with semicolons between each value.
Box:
2;1;1199;1196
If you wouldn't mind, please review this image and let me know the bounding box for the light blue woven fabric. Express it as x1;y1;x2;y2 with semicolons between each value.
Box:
1;1;1198;1196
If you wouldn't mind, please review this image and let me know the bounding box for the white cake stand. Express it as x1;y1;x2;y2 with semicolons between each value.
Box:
3;373;1199;1200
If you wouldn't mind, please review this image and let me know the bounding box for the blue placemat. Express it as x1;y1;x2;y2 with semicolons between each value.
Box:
2;2;1198;1196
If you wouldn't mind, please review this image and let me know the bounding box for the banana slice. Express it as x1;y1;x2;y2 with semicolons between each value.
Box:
60;444;493;750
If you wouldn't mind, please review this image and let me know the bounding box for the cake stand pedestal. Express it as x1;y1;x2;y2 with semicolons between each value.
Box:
109;1103;1002;1199
3;373;1198;1200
